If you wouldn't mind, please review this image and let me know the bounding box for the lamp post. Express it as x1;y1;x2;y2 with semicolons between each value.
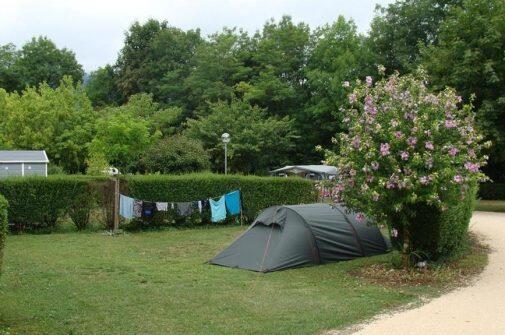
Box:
221;133;230;175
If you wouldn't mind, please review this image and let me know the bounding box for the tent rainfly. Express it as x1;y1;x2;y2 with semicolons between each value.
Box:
209;203;390;272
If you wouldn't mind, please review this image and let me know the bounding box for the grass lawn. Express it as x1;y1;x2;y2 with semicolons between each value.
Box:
0;227;449;335
475;200;505;213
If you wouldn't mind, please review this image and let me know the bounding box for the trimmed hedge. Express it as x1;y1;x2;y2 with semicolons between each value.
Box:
0;194;8;274
479;183;505;200
407;182;478;261
122;173;317;228
0;176;111;231
0;174;316;231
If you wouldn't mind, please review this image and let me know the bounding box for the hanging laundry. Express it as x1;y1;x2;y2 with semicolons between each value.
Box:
119;194;135;219
197;200;208;214
177;202;195;217
225;190;241;216
133;199;143;218
210;196;226;222
156;202;168;211
142;201;157;218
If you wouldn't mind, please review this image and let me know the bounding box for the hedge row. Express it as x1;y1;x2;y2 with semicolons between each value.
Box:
0;174;316;231
478;183;505;200
122;173;317;228
0;176;111;232
0;194;8;275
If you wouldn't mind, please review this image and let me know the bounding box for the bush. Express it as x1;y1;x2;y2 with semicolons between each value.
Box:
0;194;7;275
0;176;109;232
479;183;505;200
141;135;210;174
393;181;477;261
122;173;316;227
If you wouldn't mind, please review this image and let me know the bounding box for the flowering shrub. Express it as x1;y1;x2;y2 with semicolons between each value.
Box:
323;68;489;265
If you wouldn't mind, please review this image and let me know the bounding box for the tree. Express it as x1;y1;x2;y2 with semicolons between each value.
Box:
85;65;124;107
141;135;210;174
185;98;298;174
11;37;83;91
368;0;462;74
422;0;505;181
88;98;161;173
115;19;202;105
324;70;488;266
0;76;95;173
0;43;19;92
302;16;375;161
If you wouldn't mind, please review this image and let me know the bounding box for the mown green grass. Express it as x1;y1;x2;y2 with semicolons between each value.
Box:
475;200;505;213
0;227;436;335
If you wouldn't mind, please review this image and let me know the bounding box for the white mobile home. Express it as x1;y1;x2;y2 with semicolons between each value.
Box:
0;150;49;178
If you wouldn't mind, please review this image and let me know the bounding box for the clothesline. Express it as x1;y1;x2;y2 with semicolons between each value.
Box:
119;189;242;223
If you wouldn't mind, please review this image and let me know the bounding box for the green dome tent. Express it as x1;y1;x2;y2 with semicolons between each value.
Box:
209;203;390;272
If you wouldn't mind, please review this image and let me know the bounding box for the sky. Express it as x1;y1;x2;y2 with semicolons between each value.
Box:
0;0;394;72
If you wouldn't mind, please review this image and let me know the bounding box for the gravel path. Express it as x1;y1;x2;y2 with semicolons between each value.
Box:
329;211;505;335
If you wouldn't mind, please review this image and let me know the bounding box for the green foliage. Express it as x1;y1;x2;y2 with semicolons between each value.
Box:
0;194;7;275
407;181;477;260
185;98;298;174
141;135;210;174
85;151;109;175
0;36;83;92
369;0;462;74
115;19;202;105
123;173;316;224
422;0;505;182
479;183;505;200
0;76;96;173
89;94;161;173
0;176;107;231
85;65;124;107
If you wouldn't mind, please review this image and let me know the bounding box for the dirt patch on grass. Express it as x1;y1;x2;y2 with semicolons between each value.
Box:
349;233;489;289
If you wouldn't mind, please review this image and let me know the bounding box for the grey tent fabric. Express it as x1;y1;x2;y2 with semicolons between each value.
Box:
209;203;390;272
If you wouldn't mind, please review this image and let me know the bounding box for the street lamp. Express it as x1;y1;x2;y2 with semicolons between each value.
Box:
221;133;230;174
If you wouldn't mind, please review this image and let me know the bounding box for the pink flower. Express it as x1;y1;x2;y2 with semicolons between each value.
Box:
468;149;476;158
342;81;350;87
372;193;379;201
394;131;403;139
366;76;373;86
391;228;398;238
391;119;399;127
425;141;434;150
453;175;464;184
464;162;479;173
348;93;357;104
407;136;417;147
420;176;430;185
349;169;357;176
445;119;457;128
351;135;361;149
356;213;366;221
371;161;379;170
380;143;390;156
400;151;409;161
448;147;459;157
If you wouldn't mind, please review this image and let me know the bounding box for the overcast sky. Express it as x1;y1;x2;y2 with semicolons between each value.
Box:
0;0;394;72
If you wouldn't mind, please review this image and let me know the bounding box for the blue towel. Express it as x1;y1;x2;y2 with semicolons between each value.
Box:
225;190;241;216
210;196;226;222
119;194;134;219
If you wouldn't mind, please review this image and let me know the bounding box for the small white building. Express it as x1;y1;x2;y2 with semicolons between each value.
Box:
270;165;338;180
0;150;49;178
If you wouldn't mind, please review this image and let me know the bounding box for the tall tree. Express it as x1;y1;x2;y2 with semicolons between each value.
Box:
0;43;19;92
422;0;505;181
12;37;83;90
369;0;462;74
0;77;95;173
115;19;202;105
85;65;123;107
